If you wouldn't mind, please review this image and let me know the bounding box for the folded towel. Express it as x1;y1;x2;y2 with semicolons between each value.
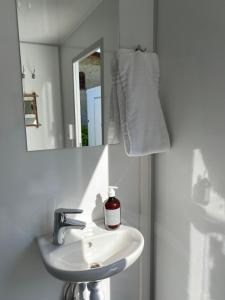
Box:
108;55;121;144
109;49;170;156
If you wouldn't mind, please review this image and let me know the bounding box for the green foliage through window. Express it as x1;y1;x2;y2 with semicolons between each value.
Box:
82;125;88;146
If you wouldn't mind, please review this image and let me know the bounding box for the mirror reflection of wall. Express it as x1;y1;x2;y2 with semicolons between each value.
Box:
16;0;119;151
20;42;63;151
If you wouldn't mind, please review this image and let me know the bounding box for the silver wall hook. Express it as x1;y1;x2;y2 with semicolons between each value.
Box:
22;66;25;79
31;68;36;79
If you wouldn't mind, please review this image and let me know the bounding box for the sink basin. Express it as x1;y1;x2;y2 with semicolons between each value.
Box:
37;222;144;282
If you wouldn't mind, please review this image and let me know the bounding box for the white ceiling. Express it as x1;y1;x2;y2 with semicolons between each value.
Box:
17;0;103;45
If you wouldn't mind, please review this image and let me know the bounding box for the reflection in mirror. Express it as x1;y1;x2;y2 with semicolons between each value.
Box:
16;0;118;151
72;42;103;148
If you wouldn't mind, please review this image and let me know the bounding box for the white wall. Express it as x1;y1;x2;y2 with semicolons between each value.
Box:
0;1;153;300
155;1;225;300
119;0;154;50
20;43;63;151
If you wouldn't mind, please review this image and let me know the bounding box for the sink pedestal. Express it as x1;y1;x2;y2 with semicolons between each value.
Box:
87;282;104;300
77;283;87;300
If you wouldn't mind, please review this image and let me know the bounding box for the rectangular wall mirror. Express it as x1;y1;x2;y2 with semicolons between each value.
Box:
16;0;119;151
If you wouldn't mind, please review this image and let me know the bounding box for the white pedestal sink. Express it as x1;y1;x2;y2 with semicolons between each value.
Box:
37;222;144;299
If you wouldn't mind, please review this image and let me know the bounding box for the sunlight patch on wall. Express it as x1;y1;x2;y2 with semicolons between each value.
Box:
76;145;110;300
77;145;109;223
192;148;209;198
192;149;225;223
188;224;211;300
188;149;225;300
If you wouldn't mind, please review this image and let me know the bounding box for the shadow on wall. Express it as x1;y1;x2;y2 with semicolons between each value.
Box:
92;193;104;222
188;148;225;300
155;145;225;300
155;7;225;294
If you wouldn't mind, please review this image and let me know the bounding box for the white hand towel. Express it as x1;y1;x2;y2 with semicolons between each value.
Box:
110;49;170;156
108;55;121;144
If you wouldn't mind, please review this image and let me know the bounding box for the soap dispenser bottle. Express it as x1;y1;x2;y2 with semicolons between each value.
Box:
104;186;121;230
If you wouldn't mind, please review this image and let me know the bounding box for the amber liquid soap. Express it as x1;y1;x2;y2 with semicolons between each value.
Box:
104;186;121;230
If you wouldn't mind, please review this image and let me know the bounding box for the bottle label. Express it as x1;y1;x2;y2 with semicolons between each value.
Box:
105;208;121;226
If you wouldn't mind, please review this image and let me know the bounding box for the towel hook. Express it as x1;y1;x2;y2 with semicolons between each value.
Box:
135;44;147;52
31;67;36;79
21;66;25;79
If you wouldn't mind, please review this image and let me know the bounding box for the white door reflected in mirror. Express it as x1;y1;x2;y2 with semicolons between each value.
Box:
73;46;103;148
15;0;119;151
87;86;102;147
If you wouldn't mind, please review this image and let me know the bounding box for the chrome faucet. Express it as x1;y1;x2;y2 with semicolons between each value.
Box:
53;208;86;245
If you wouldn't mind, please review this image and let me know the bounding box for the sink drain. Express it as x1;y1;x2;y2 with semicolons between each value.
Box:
90;262;101;269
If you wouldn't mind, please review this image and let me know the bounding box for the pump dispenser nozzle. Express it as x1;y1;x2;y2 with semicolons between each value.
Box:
108;186;118;197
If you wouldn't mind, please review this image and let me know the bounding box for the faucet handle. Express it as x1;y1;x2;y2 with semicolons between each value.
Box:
55;208;83;215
